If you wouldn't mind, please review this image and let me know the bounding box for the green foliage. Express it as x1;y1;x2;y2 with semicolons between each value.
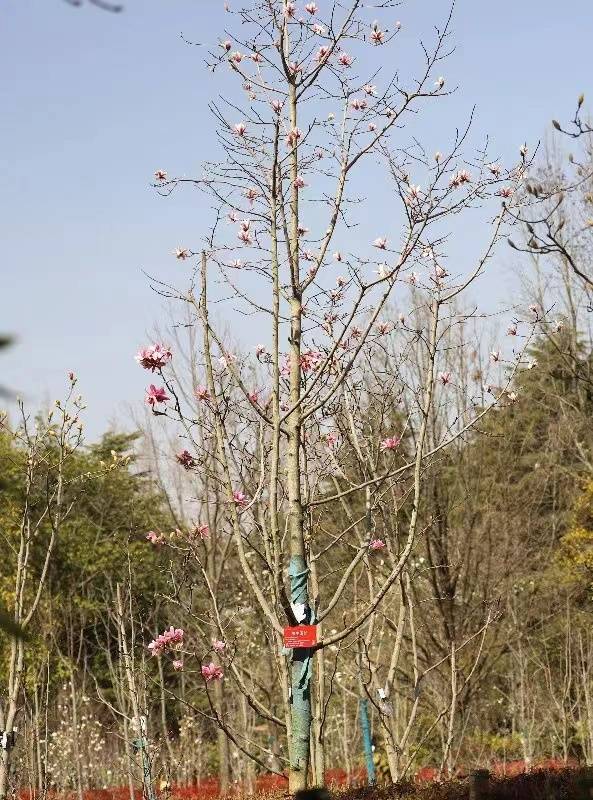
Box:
558;479;593;594
0;427;173;687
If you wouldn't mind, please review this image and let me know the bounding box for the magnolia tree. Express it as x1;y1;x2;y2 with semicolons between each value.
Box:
137;0;533;789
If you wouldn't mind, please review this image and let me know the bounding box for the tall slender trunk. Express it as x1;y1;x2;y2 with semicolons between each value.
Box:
0;636;25;800
310;563;325;786
69;670;84;800
240;695;255;794
285;66;311;791
122;716;136;800
156;654;176;768
34;685;44;796
116;584;155;800
214;677;230;795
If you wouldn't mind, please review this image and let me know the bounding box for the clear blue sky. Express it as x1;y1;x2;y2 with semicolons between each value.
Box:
2;0;592;440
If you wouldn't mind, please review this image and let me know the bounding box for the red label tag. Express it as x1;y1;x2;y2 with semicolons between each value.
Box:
283;625;317;648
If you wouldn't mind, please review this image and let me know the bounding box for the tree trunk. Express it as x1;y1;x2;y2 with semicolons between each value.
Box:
70;671;85;800
214;677;230;796
0;637;24;800
288;556;312;792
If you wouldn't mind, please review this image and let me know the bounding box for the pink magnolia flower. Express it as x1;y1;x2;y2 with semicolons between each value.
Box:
498;187;514;198
376;322;392;335
244;187;259;204
233;122;247;136
255;344;268;359
280;356;291;377
195;386;211;401
333;251;343;261
490;351;501;363
315;46;330;63
221;40;232;51
338;52;353;67
176;450;196;470
554;320;564;333
369;539;386;550
325;431;339;447
136;343;172;372
219;353;236;371
233;490;248;507
350;98;368;111
368;122;377;132
489;163;502;177
212;639;226;653
507;324;517;336
271;99;283;114
284;1;296;17
408;272;418;286
286;127;303;148
438;371;452;386
202;662;224;682
237;219;252;243
373;237;388;249
363;84;377;96
336;275;346;287
174;247;190;260
148;627;184;656
154;169;167;181
300;350;323;373
350;326;362;339
68;371;76;382
294;175;307;189
146;385;170;407
231;51;243;63
380;436;401;451
172;660;184;671
529;304;539;316
248;389;262;404
146;530;164;546
312;23;325;35
370;27;385;45
251;52;263;63
305;1;317;13
195;524;210;539
449;169;471;188
298;225;309;236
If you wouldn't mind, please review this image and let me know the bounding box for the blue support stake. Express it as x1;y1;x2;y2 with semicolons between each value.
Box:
359;698;376;786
